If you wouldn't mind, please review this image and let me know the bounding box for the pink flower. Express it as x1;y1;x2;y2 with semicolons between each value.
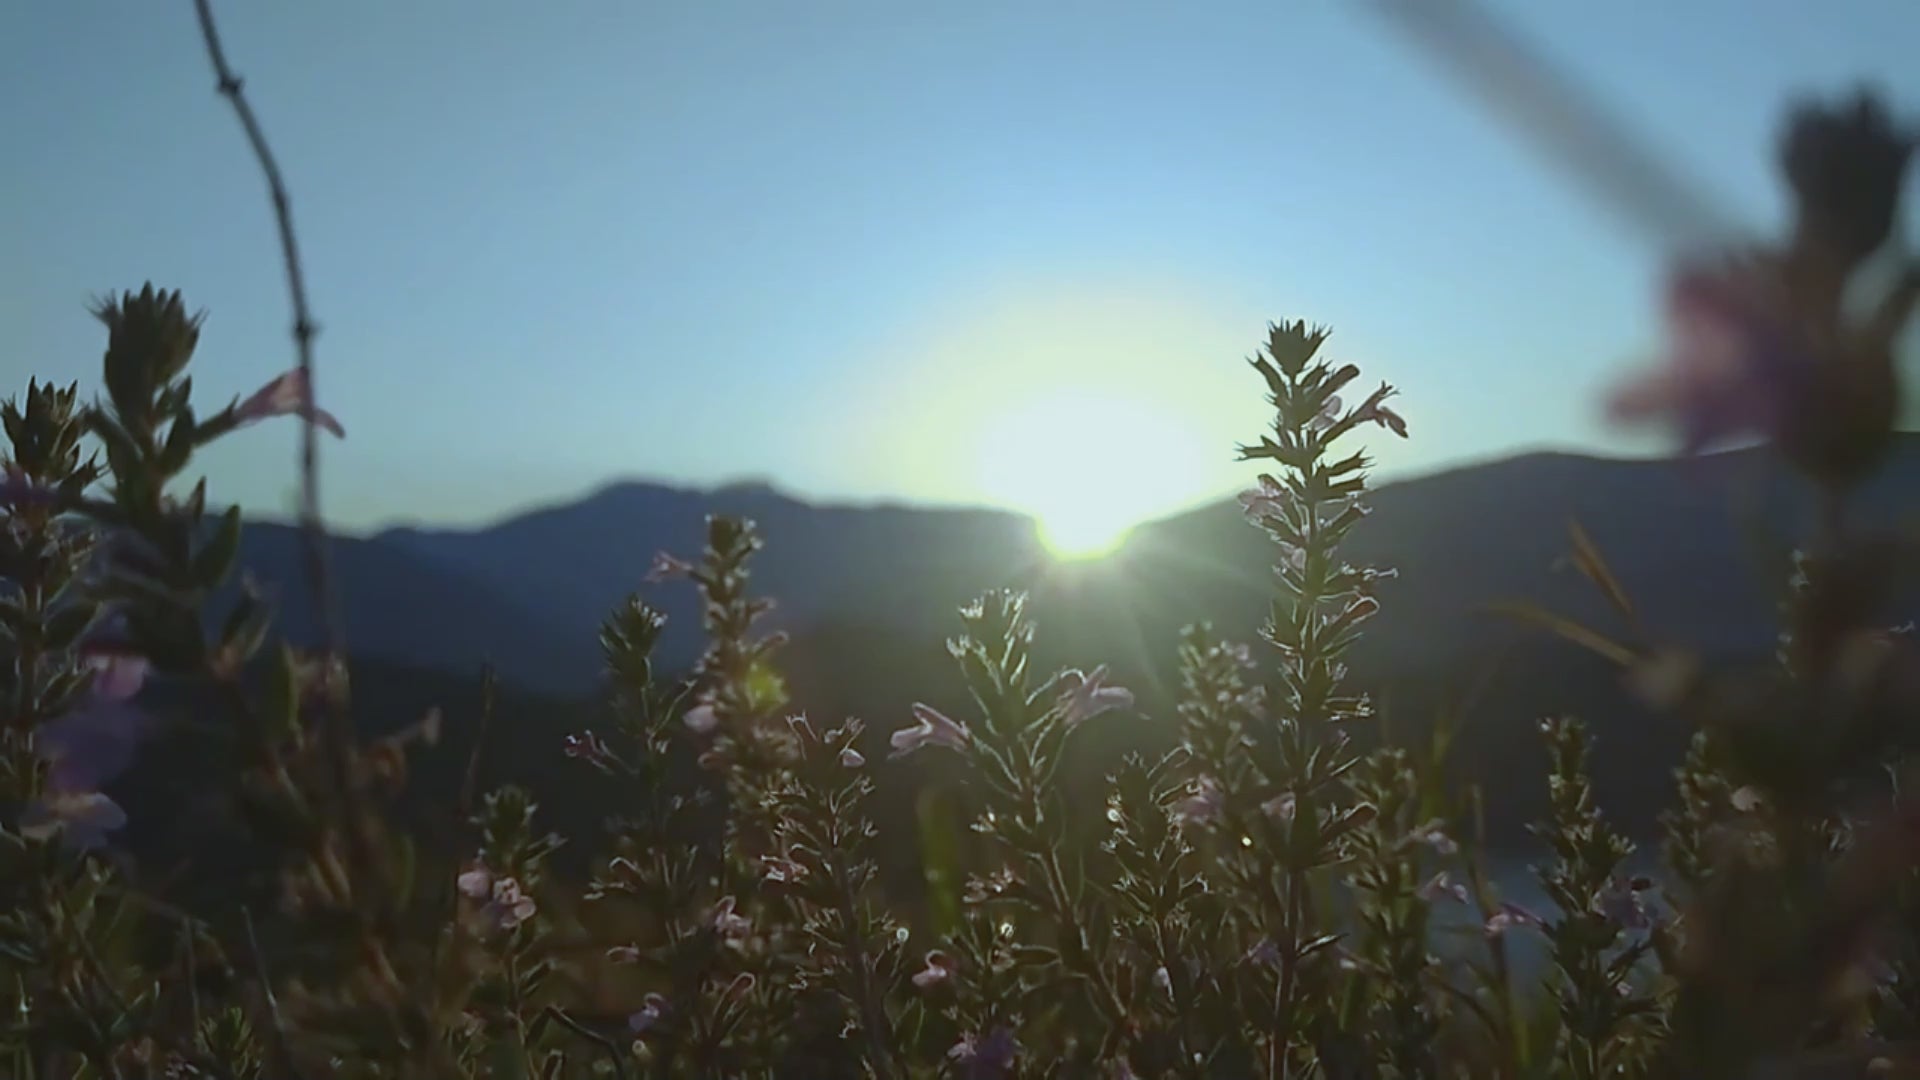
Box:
482;877;537;930
1599;877;1653;930
889;703;970;758
1238;477;1287;521
760;852;809;885
234;368;345;439
949;1026;1020;1077
1261;792;1297;823
19;789;127;852
1057;665;1133;728
1418;872;1469;905
0;471;61;510
712;895;751;940
562;730;616;770
1409;820;1458;856
628;993;669;1034
1172;776;1225;828
644;551;692;583
839;746;866;768
35;649;151;795
1484;901;1544;938
1606;263;1804;455
1310;395;1343;432
456;864;494;899
911;949;954;990
1244;939;1282;967
1276;541;1307;572
1352;383;1409;438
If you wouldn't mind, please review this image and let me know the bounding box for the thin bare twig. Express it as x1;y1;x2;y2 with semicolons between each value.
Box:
188;0;342;672
1366;0;1741;256
191;0;387;920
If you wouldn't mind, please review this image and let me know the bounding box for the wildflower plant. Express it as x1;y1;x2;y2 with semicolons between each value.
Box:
10;13;1920;1078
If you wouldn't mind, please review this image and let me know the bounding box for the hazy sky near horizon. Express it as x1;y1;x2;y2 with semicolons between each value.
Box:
4;1;1917;536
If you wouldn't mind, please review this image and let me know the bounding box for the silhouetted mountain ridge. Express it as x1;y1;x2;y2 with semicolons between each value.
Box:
188;437;1920;851
239;437;1920;698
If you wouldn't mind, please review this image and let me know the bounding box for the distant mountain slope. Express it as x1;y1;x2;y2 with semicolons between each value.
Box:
225;523;583;691
200;438;1920;853
234;437;1920;701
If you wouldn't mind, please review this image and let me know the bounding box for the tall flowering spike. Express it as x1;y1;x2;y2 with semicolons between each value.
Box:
1265;319;1332;378
233;368;345;438
91;284;204;430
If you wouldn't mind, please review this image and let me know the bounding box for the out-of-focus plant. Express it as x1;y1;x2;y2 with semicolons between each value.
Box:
1512;87;1920;1080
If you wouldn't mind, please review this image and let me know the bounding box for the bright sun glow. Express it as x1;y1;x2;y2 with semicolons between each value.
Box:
974;390;1218;560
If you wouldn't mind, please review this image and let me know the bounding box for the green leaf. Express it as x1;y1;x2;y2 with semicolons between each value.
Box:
194;504;243;588
41;601;100;655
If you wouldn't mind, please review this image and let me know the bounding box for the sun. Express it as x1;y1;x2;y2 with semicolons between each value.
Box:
973;390;1216;560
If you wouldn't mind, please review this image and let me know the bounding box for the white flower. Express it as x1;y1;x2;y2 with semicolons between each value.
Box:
840;746;866;768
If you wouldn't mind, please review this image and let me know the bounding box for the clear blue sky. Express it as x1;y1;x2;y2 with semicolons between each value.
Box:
3;1;1915;535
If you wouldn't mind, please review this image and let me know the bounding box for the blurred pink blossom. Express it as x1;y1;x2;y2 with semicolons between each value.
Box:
1606;264;1803;454
234;368;344;438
